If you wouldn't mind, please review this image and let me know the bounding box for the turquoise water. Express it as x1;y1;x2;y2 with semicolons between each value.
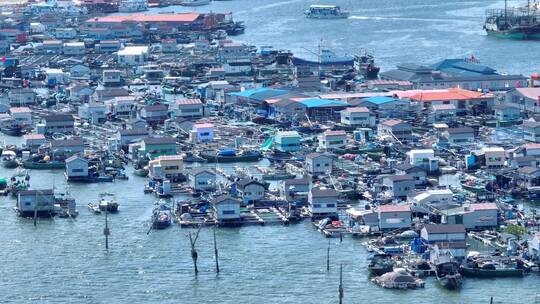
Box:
4;0;540;302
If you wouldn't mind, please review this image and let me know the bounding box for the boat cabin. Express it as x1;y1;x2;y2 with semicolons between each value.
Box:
17;189;55;217
442;127;475;145
421;224;466;244
340;107;375;127
305;152;333;175
308;187;338;219
43;114;75;134
188;168;216;192
235;179;266;204
382;175;415;200
148;155;184;180
212;195;241;222
173;98;204;119
275;131;301;153
377;119;413;143
140;137;176;160
282;177;311;202
191;123;214;142
442;203;499;230
65;155;89;180
318;130;347;150
377;204;412;230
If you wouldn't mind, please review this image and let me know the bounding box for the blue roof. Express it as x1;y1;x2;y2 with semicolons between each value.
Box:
362;96;397;105
229;88;289;101
432;59;496;76
300;98;348;108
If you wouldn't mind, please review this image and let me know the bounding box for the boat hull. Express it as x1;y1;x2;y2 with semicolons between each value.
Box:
152;220;171;229
3;160;19;169
460;266;524;278
1;127;23;136
22;161;65;170
486;25;540;40
292;57;354;67
200;153;262;163
436;274;462;290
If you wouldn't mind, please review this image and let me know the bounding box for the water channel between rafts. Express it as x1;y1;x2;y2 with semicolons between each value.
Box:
4;0;540;302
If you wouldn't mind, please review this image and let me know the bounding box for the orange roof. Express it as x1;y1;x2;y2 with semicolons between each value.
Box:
87;13;200;24
409;88;484;102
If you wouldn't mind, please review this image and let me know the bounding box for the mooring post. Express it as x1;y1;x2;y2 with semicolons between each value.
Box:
104;208;110;250
327;239;330;272
339;264;343;304
214;227;220;273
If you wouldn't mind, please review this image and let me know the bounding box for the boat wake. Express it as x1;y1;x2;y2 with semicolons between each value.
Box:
348;16;457;23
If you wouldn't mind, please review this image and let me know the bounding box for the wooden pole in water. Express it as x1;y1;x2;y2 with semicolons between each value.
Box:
33;191;38;226
213;227;220;273
327;239;330;272
104;208;110;250
490;296;493;304
188;224;203;275
339;264;344;304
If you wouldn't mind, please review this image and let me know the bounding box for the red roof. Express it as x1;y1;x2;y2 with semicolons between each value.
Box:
469;203;498;211
381;119;403;127
347;106;369;113
87;13;200;24
378;204;411;213
176;98;202;105
409;88;484;102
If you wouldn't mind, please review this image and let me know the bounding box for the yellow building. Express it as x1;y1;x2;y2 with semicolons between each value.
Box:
148;155;184;179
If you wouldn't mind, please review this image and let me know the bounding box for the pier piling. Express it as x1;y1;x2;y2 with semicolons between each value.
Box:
327;240;330;272
214;227;220;273
104;209;110;250
339;264;343;304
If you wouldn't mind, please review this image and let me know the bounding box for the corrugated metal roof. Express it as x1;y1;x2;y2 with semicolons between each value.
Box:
300;98;347;108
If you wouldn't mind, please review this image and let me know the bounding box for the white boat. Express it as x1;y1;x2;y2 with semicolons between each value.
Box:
305;5;349;19
179;0;211;6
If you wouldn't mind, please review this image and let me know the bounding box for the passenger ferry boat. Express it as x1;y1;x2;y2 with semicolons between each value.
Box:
305;5;349;19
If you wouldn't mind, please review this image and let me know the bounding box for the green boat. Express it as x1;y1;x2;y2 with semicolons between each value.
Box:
200;150;262;163
484;1;540;40
460;253;526;278
22;160;65;170
459;265;524;278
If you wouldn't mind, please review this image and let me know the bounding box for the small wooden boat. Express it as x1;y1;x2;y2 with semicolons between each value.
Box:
152;204;171;229
436;261;463;290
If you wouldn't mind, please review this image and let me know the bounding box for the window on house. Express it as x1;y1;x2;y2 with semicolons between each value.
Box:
222;210;235;215
326;203;335;208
